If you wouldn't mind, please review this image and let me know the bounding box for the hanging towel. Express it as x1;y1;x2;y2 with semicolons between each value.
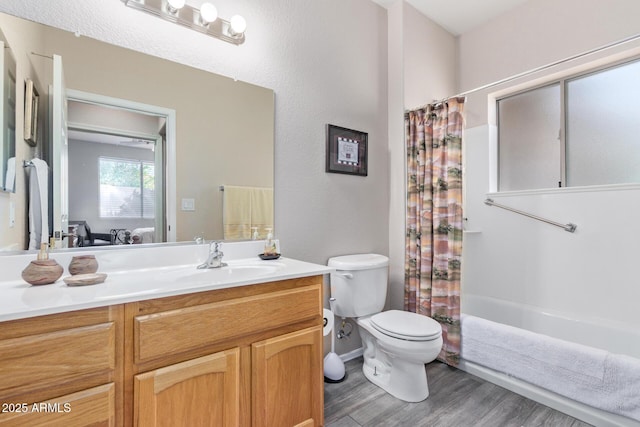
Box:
4;157;15;192
28;158;49;250
250;187;273;238
223;185;252;240
223;185;274;240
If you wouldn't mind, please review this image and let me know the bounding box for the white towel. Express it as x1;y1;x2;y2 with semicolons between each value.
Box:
131;227;155;244
28;158;49;250
461;314;640;421
4;157;15;192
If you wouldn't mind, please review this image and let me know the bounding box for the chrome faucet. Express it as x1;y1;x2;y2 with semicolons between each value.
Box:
198;241;227;269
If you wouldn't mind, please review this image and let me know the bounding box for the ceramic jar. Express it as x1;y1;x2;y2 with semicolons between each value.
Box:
68;255;99;275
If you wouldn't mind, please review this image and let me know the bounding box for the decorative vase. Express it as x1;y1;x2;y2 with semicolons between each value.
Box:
68;255;99;275
22;260;64;286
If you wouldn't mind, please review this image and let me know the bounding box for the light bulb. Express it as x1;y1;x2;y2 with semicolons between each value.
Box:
166;0;185;12
199;3;218;24
229;15;247;35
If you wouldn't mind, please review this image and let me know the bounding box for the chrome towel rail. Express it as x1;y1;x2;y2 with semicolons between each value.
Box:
484;199;577;233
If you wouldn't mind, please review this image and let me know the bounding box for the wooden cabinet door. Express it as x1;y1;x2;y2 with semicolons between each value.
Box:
252;326;323;427
134;348;240;427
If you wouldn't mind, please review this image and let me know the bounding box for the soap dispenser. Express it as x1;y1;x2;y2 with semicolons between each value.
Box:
263;228;277;256
21;243;63;285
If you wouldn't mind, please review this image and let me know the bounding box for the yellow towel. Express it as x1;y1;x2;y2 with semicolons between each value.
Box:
250;187;274;238
223;186;274;240
223;186;253;240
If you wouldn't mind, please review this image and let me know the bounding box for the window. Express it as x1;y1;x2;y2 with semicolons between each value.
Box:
497;57;640;191
99;157;155;218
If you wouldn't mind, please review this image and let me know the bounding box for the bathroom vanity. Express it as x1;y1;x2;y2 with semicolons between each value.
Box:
0;242;331;427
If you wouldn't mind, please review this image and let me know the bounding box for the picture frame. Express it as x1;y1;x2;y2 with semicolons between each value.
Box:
24;78;39;146
325;124;368;176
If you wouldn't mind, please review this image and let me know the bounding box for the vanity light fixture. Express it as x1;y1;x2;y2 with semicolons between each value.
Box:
123;0;246;45
166;0;185;14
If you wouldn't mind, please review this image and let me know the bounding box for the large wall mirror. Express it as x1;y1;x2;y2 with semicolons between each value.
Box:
0;11;274;252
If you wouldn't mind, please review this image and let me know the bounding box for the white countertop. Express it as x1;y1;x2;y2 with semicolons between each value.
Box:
0;242;333;322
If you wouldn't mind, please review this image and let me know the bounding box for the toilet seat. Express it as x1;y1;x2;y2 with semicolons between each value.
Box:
370;310;442;341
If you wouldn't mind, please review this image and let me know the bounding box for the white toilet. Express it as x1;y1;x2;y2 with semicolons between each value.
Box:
328;254;443;403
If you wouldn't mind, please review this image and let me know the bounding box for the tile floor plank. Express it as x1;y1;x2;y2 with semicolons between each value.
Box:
325;357;593;427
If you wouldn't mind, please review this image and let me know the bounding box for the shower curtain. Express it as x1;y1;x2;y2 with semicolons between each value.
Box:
404;97;465;366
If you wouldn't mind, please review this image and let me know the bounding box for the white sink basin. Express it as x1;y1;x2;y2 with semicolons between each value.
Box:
162;260;286;285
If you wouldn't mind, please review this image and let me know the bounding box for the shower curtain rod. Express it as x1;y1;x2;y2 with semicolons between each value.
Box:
484;199;577;233
456;32;640;98
416;32;640;109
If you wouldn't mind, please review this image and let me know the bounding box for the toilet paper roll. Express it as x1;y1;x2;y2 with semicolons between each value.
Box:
323;308;334;337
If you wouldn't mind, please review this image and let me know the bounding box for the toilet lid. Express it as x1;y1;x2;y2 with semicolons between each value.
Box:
370;310;442;341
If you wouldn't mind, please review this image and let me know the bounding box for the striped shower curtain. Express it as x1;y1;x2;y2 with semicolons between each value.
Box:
404;97;465;366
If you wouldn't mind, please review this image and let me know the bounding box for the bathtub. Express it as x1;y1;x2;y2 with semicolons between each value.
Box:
460;294;640;427
462;294;640;359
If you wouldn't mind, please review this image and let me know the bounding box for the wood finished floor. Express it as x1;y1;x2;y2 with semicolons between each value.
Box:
324;357;592;427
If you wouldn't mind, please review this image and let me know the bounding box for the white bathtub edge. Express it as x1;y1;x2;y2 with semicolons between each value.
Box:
458;359;640;427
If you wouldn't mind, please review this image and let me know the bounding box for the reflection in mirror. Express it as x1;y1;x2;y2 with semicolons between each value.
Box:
67;96;167;246
0;30;16;194
0;11;274;252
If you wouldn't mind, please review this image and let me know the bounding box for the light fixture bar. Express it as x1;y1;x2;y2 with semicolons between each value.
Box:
123;0;246;45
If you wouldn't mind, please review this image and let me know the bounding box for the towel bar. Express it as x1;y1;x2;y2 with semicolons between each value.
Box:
484;199;577;233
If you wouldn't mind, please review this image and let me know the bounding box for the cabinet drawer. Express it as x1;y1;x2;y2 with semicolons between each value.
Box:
135;284;321;363
0;323;116;397
0;383;115;427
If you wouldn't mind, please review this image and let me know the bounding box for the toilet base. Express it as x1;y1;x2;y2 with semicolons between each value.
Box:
361;352;430;403
357;316;442;403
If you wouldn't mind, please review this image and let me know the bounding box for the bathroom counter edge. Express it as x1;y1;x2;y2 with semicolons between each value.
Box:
0;256;334;322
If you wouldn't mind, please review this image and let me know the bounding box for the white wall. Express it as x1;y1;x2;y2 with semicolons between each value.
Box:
0;0;389;265
459;0;640;354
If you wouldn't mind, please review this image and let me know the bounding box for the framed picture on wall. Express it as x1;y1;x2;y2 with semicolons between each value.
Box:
325;124;368;176
24;78;39;146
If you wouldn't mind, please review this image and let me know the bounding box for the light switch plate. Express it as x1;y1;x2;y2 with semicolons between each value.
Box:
181;198;195;211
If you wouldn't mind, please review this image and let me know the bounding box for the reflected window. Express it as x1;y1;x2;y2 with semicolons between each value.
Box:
99;157;155;219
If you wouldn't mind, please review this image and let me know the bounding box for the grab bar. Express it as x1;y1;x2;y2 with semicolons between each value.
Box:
484;199;577;233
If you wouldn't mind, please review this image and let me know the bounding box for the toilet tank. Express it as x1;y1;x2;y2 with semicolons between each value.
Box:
328;254;389;318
